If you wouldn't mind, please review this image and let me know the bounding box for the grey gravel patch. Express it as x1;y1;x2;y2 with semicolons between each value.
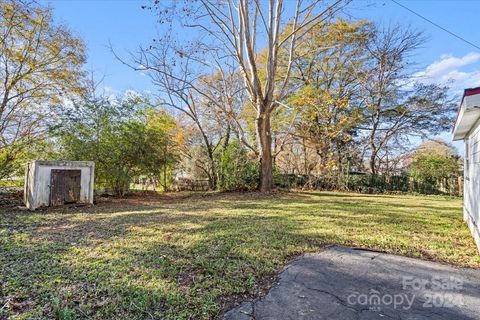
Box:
224;246;480;320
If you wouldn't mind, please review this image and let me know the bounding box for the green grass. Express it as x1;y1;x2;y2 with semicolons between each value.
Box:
1;191;479;319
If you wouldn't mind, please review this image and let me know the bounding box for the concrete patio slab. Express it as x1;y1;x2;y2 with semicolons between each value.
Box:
224;246;480;320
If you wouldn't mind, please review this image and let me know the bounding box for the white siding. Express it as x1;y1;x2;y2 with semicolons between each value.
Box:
464;119;480;252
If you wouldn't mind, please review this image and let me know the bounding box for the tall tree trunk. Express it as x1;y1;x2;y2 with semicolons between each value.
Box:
163;164;168;192
369;152;377;176
302;138;308;175
197;122;217;190
223;123;231;151
256;108;273;192
206;148;217;190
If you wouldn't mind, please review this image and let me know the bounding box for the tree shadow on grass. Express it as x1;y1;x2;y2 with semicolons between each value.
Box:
0;191;475;319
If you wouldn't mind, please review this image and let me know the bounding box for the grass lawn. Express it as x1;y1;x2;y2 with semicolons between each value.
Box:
1;191;479;319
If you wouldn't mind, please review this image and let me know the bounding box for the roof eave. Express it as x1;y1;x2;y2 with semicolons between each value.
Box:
452;89;480;140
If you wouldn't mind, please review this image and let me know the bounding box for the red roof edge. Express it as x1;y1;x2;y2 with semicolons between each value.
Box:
464;86;480;97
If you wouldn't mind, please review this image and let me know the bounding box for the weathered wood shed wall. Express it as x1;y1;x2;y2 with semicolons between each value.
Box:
24;160;94;210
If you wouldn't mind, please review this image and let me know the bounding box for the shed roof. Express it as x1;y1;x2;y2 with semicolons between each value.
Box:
29;160;95;167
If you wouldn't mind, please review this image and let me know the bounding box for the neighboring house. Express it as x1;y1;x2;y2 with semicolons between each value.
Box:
453;87;480;253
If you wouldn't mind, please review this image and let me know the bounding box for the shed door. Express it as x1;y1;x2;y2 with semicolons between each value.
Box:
50;169;81;206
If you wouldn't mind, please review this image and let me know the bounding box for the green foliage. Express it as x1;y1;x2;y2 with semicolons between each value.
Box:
0;0;86;179
346;174;409;193
217;141;258;191
0;145;20;180
0;178;23;187
56;94;179;195
283;19;372;175
410;153;459;183
137;109;180;191
275;172;461;196
0;140;56;180
409;139;460;190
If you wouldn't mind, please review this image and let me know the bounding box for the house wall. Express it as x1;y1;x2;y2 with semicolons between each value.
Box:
24;161;95;210
464;119;480;252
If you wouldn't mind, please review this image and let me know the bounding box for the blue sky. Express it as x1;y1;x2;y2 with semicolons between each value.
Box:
41;0;480;152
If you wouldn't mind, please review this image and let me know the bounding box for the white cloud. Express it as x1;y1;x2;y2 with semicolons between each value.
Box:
423;52;480;78
101;86;119;102
414;52;480;94
123;89;142;101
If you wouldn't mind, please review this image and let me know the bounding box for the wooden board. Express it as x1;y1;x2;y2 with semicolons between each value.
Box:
50;169;81;206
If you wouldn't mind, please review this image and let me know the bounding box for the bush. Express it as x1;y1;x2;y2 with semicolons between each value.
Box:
409;153;458;183
275;172;461;196
56;95;179;196
218;141;258;191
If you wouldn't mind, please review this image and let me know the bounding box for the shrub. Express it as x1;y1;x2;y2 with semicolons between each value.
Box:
218;141;258;191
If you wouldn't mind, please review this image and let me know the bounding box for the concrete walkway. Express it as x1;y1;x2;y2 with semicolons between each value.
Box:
224;246;480;320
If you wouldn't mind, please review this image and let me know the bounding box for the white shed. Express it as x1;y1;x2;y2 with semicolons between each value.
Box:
24;160;95;210
453;87;480;253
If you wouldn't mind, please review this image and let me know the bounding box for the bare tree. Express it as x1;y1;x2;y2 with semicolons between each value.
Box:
146;52;220;188
356;25;455;175
115;41;244;189
144;0;350;192
196;69;257;156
